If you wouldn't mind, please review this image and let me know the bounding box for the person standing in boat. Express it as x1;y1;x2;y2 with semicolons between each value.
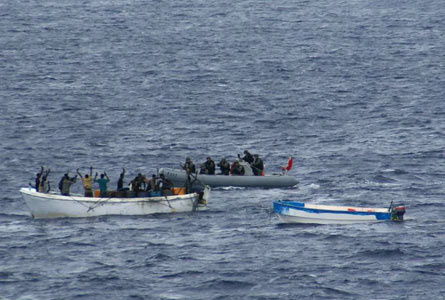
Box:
117;168;126;192
77;167;93;197
204;157;216;175
60;172;76;196
145;174;158;192
94;172;110;197
129;173;146;195
217;158;230;175
137;173;146;190
251;154;264;176
183;157;196;193
34;166;44;191
183;157;196;174
158;173;173;196
39;167;51;193
239;150;254;165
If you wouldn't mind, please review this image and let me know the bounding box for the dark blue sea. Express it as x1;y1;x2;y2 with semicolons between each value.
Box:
1;0;445;299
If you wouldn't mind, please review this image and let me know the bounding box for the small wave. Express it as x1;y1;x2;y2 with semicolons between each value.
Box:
148;253;172;261
308;183;320;190
297;183;320;194
275;223;322;229
357;248;405;258
0;270;14;280
373;174;397;183
161;270;203;279
411;262;445;275
191;278;255;291
318;286;356;297
64;241;97;247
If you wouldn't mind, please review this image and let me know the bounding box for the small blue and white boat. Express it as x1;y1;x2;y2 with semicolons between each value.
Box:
273;200;405;224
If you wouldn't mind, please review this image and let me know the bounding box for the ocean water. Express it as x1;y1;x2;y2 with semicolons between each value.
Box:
1;0;445;299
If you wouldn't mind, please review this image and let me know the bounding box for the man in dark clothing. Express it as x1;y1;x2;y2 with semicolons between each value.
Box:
39;167;51;193
239;150;254;165
35;166;44;191
145;174;157;192
217;158;230;175
130;175;142;194
251;154;264;176
230;160;245;175
60;173;77;196
204;157;216;175
199;163;208;174
117;168;125;191
158;173;173;195
183;157;196;174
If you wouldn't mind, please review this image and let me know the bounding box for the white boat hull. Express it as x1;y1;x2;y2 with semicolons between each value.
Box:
20;187;210;219
275;211;386;224
273;201;401;224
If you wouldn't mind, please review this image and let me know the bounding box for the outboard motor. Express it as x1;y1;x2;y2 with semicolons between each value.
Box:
390;206;406;221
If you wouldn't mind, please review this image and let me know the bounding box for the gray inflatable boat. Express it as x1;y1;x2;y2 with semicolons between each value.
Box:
159;163;298;188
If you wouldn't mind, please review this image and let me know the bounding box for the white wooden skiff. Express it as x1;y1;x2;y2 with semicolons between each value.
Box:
20;186;210;219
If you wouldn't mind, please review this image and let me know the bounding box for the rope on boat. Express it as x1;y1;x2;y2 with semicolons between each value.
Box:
163;196;175;212
86;197;115;212
64;194;114;212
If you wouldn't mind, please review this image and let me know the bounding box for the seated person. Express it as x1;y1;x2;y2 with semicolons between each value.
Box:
204;157;216;175
217;158;230;175
230;160;245;176
199;163;208;174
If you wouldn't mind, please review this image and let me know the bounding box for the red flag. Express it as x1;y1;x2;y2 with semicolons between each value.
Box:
281;157;293;171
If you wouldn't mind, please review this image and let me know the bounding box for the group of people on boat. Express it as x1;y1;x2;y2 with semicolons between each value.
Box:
32;166;174;198
182;150;265;176
33;166;51;193
115;169;173;196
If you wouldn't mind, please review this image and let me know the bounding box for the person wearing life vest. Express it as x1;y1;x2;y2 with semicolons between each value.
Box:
183;157;196;174
204;157;216;175
239;150;254;165
251;154;264;176
217;158;230;175
230;160;244;175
